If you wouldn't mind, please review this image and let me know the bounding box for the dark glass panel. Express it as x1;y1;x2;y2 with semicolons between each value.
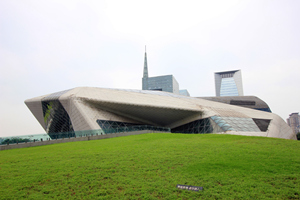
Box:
230;100;256;106
149;88;163;91
253;118;271;132
171;118;212;134
96;120;142;134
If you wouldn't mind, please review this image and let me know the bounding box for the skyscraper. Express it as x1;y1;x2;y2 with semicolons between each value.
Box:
215;70;244;97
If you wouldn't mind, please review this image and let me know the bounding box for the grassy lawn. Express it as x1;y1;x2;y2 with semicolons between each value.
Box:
0;133;299;199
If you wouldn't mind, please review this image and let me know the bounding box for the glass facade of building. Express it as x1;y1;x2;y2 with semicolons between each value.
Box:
211;116;261;132
220;77;239;96
171;116;269;134
41;89;74;139
97;120;170;134
146;75;180;94
42;101;73;133
215;70;243;97
172;118;215;134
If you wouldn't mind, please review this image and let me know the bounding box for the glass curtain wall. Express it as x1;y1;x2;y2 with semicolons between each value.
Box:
42;100;74;139
220;78;239;96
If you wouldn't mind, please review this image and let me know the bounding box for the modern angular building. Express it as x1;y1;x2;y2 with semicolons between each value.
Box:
142;49;189;96
215;70;244;97
287;113;300;134
25;87;296;140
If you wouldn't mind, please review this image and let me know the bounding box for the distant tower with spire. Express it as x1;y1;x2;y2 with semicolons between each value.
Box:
142;46;148;90
141;46;190;96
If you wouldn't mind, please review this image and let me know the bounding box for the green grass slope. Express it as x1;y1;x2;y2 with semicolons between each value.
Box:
0;133;299;199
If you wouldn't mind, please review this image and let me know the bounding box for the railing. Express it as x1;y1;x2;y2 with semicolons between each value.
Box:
0;125;170;145
49;125;170;139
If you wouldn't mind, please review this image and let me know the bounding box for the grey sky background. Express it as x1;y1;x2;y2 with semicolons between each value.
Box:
0;0;299;137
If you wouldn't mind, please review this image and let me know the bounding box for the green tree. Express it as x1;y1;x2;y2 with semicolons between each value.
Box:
1;137;31;144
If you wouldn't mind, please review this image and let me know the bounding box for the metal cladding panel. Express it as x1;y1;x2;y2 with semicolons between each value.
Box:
42;89;72;101
70;98;142;131
215;73;221;97
267;114;296;140
84;102;140;124
24;95;48;130
67;98;96;131
83;99;202;128
199;96;271;111
172;75;180;94
233;70;244;96
74;87;201;112
69;87;274;122
58;89;75;114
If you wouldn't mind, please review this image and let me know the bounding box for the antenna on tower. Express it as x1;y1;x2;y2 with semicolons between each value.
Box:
145;45;146;52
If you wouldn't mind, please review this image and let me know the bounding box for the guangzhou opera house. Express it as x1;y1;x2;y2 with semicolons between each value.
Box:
25;87;296;140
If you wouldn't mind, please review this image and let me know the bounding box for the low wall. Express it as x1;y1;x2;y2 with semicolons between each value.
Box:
0;130;164;151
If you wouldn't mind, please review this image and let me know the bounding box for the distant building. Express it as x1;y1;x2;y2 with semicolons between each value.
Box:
142;48;189;96
199;96;271;113
287;113;300;134
147;75;179;94
179;89;190;97
215;70;244;97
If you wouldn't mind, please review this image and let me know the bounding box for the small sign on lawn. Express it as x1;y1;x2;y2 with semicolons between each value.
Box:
176;184;203;192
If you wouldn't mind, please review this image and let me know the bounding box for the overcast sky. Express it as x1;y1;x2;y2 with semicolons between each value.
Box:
0;0;299;137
